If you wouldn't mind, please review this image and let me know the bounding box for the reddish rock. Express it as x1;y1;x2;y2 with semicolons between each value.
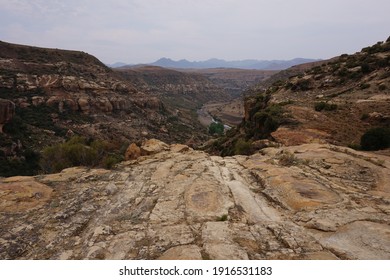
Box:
124;143;141;160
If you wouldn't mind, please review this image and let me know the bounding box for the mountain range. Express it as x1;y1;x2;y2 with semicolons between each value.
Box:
109;57;320;70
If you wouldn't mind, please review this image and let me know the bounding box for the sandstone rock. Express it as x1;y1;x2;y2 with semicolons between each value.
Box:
0;99;15;133
0;142;389;260
77;97;90;113
170;144;191;153
124;143;141;160
140;138;169;155
0;177;53;212
271;127;330;146
158;245;202;260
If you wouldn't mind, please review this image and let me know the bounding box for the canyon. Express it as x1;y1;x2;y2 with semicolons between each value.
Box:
1;39;390;260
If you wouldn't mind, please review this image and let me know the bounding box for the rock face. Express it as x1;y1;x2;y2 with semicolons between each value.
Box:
0;41;211;151
1;141;389;260
0;99;15;132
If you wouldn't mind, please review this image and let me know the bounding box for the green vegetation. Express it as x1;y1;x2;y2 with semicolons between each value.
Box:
0;148;41;177
40;136;123;173
314;102;338;112
234;138;252;155
291;78;312;91
216;214;228;222
208;122;224;136
360;127;390;151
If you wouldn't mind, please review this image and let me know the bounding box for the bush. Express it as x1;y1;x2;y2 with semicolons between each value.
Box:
234;139;251;155
360;127;390;151
278;152;298;166
209;122;224;135
360;83;371;89
40;136;123;173
314;102;338;112
378;84;387;91
361;63;371;74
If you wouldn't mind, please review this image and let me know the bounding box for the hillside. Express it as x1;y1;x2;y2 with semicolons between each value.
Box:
209;38;390;155
115;65;230;106
180;68;278;97
0;41;214;176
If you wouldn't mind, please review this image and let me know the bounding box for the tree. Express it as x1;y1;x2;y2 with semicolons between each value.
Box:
209;122;224;135
360;127;390;151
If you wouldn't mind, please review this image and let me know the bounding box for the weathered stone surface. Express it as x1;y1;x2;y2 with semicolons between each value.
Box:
0;142;389;260
140;138;170;155
158;245;202;260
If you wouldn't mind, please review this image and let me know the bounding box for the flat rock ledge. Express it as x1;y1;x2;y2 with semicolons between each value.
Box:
1;142;389;260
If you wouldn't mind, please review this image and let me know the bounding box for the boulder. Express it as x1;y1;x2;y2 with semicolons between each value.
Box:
124;143;141;160
78;97;90;113
140;139;169;155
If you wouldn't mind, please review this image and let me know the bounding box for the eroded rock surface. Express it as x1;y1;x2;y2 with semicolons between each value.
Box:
0;143;389;260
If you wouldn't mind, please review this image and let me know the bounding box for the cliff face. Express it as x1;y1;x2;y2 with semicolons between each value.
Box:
0;99;15;132
0;41;165;129
115;66;231;107
1;139;389;260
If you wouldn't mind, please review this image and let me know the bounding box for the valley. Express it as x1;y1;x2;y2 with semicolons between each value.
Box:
1;38;390;260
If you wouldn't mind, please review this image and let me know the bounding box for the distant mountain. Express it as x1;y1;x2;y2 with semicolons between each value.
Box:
107;62;128;68
149;57;320;70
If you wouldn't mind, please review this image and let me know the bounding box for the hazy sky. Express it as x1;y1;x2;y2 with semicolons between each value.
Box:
1;0;389;64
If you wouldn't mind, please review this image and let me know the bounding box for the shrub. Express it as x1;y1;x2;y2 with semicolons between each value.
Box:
102;155;122;169
234;139;252;155
360;83;371;89
278;151;298;166
314;102;338;112
209;122;224;135
360;127;390;151
40;135;123;173
216;214;228;222
361;113;369;121
361;63;371;74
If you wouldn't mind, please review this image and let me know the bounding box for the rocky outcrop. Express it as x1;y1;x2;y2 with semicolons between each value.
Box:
0;99;15;133
124;143;141;160
1;141;389;260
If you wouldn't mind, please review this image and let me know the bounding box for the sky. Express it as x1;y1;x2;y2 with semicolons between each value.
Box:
0;0;390;64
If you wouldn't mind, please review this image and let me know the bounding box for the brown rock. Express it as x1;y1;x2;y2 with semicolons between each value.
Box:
78;97;90;113
0;177;53;212
271;127;329;146
158;245;202;260
124;143;141;160
140;139;169;155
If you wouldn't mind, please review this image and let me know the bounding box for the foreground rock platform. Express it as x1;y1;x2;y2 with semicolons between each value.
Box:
1;141;389;259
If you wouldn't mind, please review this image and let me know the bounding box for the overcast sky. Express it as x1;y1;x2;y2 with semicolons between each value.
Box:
1;0;389;64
